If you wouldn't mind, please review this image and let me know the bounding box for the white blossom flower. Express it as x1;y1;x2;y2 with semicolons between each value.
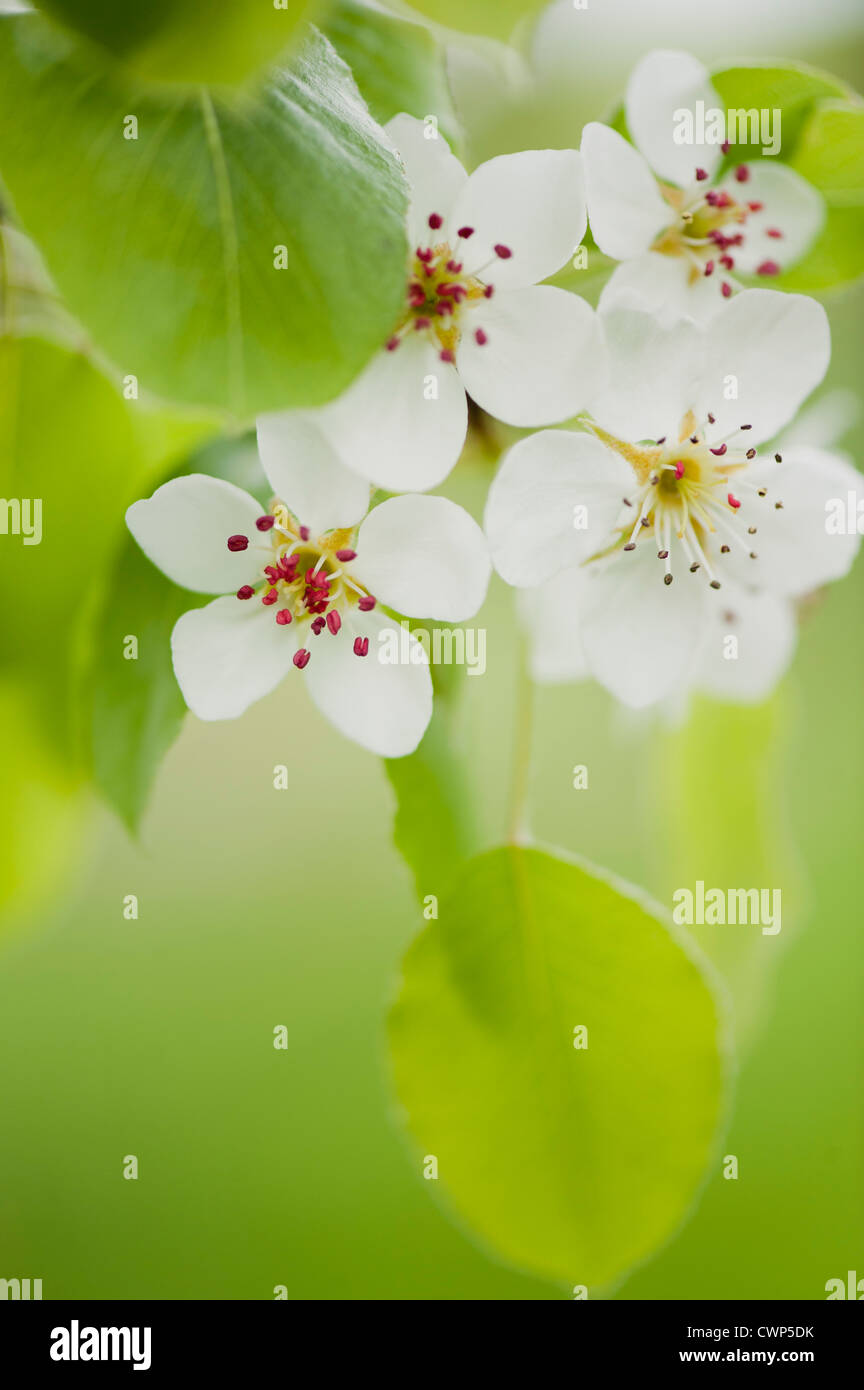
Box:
126;420;491;756
273;113;605;494
581;50;824;320
485;289;860;708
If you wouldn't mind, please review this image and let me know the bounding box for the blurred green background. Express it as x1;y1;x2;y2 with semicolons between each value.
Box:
0;0;862;1299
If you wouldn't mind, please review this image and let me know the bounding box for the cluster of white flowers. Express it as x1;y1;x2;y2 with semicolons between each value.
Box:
128;52;860;756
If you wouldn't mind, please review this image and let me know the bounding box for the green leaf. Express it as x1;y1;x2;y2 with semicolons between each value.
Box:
710;62;850;159
0;17;409;417
656;697;802;1050
323;0;455;134
0;678;83;932
399;0;542;42
34;0;318;86
85;435;261;830
385;684;477;901
790;101;864;201
389;845;727;1288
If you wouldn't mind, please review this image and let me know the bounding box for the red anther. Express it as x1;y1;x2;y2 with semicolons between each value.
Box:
353;637;369;657
311;615;325;635
720;254;734;270
293;648;310;669
436;302;453;316
446;260;463;273
721;281;732;298
386;336;401;351
747;200;763;212
494;244;512;259
408;284;426;305
299;526;310;542
766;228;783;238
264;565;279;582
416;247;433;263
256;515;275;531
326;610;341;635
756;260;780;276
484;284;494;298
727;493;742;509
440;349;455;363
358;595;376;612
734;165;749;182
710;443;727;456
704;259;715;277
414;317;431;330
716;191;733;208
695;167;708;181
335;548;357;562
262;588;278;605
674;461;685;479
705;190;720;207
236;585;254;600
720;140;730;154
475;328;488;346
276;608;292;625
227;534;249;552
428;213;443;229
457;226;474;239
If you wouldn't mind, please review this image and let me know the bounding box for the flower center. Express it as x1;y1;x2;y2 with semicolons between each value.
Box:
652;162;783;297
385;215;512;362
226;504;377;668
585;410;785;587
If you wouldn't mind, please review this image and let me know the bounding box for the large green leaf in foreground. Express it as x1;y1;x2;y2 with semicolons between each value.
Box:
389;846;727;1289
0;18;409;417
34;0;318;86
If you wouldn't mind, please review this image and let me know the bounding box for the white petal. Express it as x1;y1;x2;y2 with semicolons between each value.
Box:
626;49;722;188
484;429;633;587
694;586;796;702
386;113;468;247
719;161;824;276
578;544;708;708
356;494;490;622
171;596;297;721
255;411;370;535
458;285;607;427
126;474;265;594
697;290;830;446
448;149;587;290
598;250;725;324
304;609;433;757
591;301;703;442
518;568;589;685
721;446;862;596
316;332;468;492
581;122;671;260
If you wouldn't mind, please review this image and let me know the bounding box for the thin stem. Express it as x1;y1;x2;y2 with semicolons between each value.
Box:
507;630;534;845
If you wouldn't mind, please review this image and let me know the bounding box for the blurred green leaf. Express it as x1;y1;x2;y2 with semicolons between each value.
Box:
324;0;455;134
85;434;261;831
791;101;864;199
389;844;727;1288
0;17;409;418
400;0;542;42
656;696;802;1049
0;679;84;929
0;329;215;757
385;689;477;900
34;0;318;86
710;62;850;159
